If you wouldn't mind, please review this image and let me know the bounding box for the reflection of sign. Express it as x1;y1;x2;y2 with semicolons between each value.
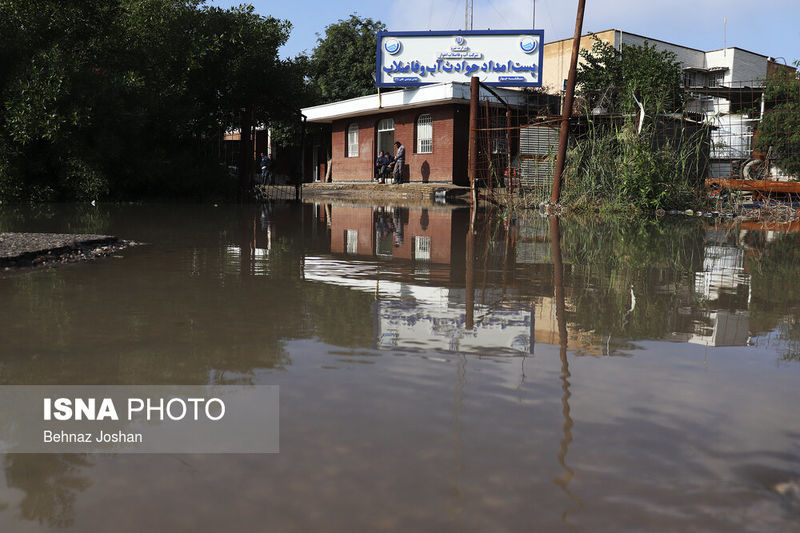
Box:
377;30;544;88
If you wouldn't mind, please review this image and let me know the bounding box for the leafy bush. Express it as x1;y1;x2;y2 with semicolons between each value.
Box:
754;65;800;178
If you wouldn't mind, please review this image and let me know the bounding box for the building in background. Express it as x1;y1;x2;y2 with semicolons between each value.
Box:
300;29;794;184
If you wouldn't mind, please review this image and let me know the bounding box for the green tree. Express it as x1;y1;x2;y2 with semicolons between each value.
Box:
754;63;800;178
576;36;684;115
0;0;306;202
309;14;385;103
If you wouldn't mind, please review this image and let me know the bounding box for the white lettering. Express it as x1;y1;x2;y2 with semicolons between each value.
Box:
206;398;225;421
166;398;186;421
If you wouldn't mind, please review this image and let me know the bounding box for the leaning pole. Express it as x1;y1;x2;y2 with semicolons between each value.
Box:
468;76;479;206
551;0;587;204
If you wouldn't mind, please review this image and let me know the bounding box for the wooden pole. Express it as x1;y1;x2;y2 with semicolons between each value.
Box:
468;76;479;206
506;108;512;200
465;205;475;329
484;99;492;195
298;115;306;201
551;0;587;204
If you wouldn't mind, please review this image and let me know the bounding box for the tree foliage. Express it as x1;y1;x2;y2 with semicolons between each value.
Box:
754;65;800;178
576;36;684;115
0;0;306;202
308;14;385;103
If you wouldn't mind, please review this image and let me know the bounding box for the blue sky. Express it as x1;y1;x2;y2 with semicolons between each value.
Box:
209;0;799;65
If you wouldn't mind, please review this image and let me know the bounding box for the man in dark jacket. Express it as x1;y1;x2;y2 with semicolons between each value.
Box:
390;141;405;184
375;151;388;182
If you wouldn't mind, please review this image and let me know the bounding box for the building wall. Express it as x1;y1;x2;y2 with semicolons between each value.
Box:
331;104;467;183
541;29;616;93
542;29;776;94
330;206;376;256
729;48;769;84
329;205;456;264
617;31;705;69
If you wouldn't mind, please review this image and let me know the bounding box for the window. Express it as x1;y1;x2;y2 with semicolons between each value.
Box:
377;118;394;155
347;124;359;157
708;70;725;88
414;236;431;261
416;114;432;153
345;230;358;254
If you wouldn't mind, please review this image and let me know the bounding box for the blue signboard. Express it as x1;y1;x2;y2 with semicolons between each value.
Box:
376;30;544;88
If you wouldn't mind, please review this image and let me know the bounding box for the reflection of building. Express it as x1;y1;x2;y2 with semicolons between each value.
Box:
305;205;605;354
329;204;467;264
689;310;750;347
303;255;603;355
690;229;752;346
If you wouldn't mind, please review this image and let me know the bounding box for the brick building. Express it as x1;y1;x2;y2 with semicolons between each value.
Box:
301;82;527;184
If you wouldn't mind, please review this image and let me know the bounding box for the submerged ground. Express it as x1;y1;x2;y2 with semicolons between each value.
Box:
0;202;798;532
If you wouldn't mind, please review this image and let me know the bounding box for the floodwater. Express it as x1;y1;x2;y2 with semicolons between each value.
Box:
0;202;799;532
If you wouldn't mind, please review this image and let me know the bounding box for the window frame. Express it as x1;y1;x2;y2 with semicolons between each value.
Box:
347;123;359;158
416;114;433;154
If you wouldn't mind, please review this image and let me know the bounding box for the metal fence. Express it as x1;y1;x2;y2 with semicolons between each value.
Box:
474;74;800;203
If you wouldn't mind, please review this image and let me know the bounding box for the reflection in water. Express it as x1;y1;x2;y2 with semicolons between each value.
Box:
4;454;92;528
550;216;581;526
1;203;799;531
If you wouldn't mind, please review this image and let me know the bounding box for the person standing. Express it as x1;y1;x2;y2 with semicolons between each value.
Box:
260;152;271;185
391;141;405;184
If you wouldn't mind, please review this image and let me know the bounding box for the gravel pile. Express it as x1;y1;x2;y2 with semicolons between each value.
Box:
0;232;134;269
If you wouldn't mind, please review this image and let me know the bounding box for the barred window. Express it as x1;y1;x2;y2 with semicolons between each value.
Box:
345;230;358;254
347;124;359;157
416;114;432;153
414;236;431;261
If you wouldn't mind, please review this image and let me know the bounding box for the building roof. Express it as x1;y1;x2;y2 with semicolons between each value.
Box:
301;82;528;124
544;28;706;54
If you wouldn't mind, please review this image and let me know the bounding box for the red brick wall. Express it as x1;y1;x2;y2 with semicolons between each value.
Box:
329;206;376;256
329;205;455;264
330;104;469;184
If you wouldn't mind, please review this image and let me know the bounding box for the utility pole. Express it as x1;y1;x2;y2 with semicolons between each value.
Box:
468;76;479;206
465;0;473;30
550;0;586;205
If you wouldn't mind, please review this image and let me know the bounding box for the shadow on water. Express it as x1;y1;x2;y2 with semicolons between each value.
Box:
1;202;799;531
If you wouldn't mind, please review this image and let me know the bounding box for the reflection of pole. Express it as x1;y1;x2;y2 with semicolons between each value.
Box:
465;205;475;329
506;108;513;200
551;0;587;204
550;215;581;522
550;216;566;344
484;99;492;199
468;77;479;206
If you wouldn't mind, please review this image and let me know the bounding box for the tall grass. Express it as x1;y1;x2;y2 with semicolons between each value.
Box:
562;115;710;212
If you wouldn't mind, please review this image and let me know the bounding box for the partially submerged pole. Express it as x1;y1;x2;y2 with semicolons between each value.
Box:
298;114;307;202
465;205;475;329
468;76;479;206
506;108;512;200
551;0;587;204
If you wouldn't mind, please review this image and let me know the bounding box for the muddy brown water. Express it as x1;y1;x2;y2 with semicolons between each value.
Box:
0;202;798;532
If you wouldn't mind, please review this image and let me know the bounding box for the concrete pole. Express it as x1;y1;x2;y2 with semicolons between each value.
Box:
468;76;479;206
551;0;587;204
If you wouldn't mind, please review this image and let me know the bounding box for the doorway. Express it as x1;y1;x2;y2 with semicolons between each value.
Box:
377;118;394;156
